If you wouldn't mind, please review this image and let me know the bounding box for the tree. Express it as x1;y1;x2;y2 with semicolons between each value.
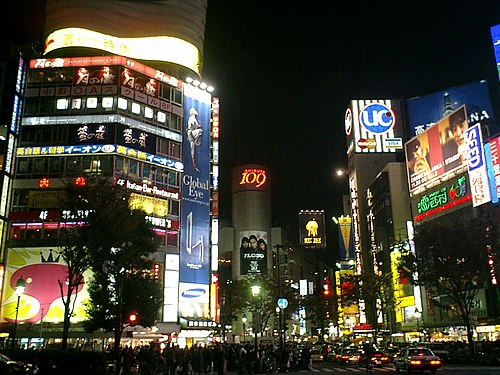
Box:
339;271;396;339
63;177;161;355
398;216;495;355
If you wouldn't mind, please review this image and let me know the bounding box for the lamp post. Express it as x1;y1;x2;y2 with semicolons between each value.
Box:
251;284;261;348
12;277;26;348
415;308;421;342
242;315;247;343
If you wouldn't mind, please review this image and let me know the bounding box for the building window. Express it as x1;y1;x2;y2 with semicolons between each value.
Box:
118;97;128;110
56;98;69;110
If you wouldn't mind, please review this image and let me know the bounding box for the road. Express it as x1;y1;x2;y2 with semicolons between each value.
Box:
303;362;500;374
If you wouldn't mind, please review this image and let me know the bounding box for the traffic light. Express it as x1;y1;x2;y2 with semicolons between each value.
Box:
128;313;138;326
323;276;331;296
75;176;87;186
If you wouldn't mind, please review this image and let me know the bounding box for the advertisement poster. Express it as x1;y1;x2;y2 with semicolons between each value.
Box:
405;106;469;195
1;248;90;323
179;84;211;318
239;230;268;276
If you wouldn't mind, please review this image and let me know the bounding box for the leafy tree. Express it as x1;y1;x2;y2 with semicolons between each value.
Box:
339;271;395;339
63;177;161;355
301;292;335;338
84;259;163;332
398;217;495;355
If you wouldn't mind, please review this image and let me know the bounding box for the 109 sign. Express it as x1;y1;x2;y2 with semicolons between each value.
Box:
239;169;267;188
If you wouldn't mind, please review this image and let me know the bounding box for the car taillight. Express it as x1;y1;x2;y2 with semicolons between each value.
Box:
410;360;422;365
430;360;441;365
381;357;389;361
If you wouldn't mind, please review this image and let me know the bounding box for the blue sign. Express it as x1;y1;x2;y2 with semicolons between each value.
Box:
359;103;395;134
277;298;289;309
465;124;485;172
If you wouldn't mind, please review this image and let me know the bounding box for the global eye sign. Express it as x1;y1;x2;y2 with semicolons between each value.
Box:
345;99;404;155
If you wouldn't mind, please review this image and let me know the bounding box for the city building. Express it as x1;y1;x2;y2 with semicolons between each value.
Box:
0;0;219;348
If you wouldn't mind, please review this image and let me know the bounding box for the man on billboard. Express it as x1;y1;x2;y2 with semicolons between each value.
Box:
407;138;431;176
442;107;469;171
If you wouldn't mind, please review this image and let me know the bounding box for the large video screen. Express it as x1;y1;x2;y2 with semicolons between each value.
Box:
405;106;469;195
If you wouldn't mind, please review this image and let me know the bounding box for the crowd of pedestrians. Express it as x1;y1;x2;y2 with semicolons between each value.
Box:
113;342;312;375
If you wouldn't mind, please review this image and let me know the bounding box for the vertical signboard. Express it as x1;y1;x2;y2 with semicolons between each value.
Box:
239;231;268;275
491;24;500;82
298;210;326;248
464;124;491;207
484;136;500;203
338;216;353;260
179;84;211;318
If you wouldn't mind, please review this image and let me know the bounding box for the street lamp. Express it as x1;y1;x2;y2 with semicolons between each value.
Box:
415;308;422;342
12;277;26;348
251;284;261;348
242;315;247;343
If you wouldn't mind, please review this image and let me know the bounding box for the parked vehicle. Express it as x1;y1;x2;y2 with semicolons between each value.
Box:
0;353;38;374
394;347;442;374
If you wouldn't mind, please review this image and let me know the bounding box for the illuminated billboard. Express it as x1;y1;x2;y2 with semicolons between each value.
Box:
411;174;472;222
405;106;468;196
406;80;494;137
232;166;270;193
298;210;326;248
491;24;500;81
345;99;404;156
45;0;207;75
338;216;353;260
179;84;211;318
1;248;90;323
484;135;500;203
464;124;491;207
239;231;268;276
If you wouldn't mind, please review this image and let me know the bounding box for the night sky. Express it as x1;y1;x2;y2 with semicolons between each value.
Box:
2;1;500;255
202;0;500;248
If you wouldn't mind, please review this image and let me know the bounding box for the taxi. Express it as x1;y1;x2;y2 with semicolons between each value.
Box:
394;347;442;374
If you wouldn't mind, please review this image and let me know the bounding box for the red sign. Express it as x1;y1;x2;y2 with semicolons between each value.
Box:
239;168;267;188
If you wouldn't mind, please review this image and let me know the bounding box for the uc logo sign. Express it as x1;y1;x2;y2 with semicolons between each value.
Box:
359;103;395;134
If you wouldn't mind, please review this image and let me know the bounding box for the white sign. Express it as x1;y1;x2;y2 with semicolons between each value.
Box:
465;124;491;207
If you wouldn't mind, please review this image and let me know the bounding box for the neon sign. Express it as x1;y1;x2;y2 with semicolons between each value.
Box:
415;176;472;221
239;168;267;188
417;176;467;214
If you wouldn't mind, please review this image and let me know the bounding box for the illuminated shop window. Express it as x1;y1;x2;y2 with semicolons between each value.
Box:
157;111;166;123
118;97;128;110
145;107;154;119
71;98;82;109
132;102;141;114
102;97;114;108
87;97;98;109
56;98;69;110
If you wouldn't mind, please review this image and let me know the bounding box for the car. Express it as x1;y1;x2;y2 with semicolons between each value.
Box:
310;348;324;362
420;342;450;362
394;347;442;374
0;353;38;374
337;347;362;365
359;350;391;367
